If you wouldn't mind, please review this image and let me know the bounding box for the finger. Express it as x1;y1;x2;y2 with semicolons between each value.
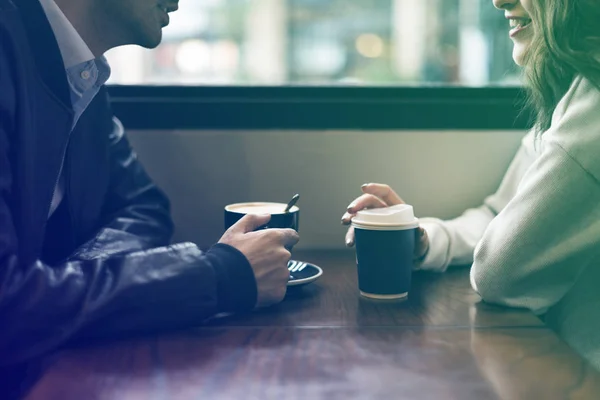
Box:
419;226;429;246
345;226;355;247
347;193;387;214
341;211;355;225
276;228;300;248
275;285;288;304
414;227;425;242
282;250;293;271
228;213;271;234
415;226;429;259
361;183;404;206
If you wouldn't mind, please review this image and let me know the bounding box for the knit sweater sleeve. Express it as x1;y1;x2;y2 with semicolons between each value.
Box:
470;142;600;315
471;77;600;315
415;132;536;272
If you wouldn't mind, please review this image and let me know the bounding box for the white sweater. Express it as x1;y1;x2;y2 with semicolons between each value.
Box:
417;76;600;370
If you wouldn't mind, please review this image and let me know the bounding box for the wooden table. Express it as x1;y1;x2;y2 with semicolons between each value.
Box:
17;250;600;399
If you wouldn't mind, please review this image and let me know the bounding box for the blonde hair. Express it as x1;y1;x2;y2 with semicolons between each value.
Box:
523;0;600;132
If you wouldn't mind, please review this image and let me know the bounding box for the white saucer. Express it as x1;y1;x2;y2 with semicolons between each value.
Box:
287;260;323;287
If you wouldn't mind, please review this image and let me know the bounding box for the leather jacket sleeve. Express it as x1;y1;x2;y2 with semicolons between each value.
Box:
0;53;257;367
68;116;175;260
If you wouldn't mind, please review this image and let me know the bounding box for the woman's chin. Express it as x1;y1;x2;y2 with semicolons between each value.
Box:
512;42;531;67
512;48;526;67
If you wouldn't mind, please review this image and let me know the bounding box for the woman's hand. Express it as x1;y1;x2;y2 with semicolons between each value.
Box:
341;183;429;260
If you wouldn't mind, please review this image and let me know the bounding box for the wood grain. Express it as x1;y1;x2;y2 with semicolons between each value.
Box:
11;250;595;400
206;250;543;328
24;328;600;400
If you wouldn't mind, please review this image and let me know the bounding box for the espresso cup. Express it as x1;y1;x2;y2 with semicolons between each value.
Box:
351;204;419;300
224;202;299;232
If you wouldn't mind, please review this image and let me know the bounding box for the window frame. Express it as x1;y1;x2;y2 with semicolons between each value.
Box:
108;85;532;131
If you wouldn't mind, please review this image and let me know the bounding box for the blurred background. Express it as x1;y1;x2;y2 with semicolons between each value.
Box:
108;0;526;249
106;0;518;87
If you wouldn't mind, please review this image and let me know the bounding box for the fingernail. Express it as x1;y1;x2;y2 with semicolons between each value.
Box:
361;183;369;189
345;240;353;247
347;202;356;211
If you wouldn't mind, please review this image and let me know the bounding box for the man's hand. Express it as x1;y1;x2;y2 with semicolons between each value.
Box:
341;183;429;260
219;214;300;308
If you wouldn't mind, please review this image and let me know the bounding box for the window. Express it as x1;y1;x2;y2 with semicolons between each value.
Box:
105;0;519;86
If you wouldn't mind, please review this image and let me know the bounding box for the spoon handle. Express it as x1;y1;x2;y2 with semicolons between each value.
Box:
284;194;300;213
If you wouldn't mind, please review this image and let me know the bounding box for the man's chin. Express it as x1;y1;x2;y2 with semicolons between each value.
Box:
138;31;163;49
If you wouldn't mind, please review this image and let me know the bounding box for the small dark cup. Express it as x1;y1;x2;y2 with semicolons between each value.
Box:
224;202;299;232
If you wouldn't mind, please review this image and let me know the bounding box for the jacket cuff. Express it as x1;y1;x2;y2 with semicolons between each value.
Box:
207;243;257;314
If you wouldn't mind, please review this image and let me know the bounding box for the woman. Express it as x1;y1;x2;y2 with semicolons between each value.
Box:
342;0;600;369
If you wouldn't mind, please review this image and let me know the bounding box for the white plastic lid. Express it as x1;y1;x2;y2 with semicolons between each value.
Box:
351;204;419;231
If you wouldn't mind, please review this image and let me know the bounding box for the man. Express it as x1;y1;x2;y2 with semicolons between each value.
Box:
0;0;299;366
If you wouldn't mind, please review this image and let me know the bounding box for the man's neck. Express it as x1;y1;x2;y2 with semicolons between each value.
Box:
53;0;114;57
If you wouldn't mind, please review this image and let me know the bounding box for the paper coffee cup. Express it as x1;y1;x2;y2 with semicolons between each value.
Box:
351;204;419;300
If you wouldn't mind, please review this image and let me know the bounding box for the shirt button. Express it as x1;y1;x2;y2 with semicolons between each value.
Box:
80;70;91;79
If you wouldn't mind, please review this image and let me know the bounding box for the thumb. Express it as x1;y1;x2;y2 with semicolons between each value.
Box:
229;213;271;234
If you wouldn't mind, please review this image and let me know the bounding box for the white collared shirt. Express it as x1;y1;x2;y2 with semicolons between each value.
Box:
39;0;113;217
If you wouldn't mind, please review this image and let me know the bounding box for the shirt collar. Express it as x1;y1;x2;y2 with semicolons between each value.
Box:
38;0;94;69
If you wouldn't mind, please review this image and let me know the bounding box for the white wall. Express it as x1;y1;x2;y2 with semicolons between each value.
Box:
127;130;526;250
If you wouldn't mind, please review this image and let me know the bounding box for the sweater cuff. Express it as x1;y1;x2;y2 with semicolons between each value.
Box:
414;218;451;273
207;243;257;314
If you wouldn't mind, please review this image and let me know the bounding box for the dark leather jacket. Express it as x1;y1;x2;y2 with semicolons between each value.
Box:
0;0;257;366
